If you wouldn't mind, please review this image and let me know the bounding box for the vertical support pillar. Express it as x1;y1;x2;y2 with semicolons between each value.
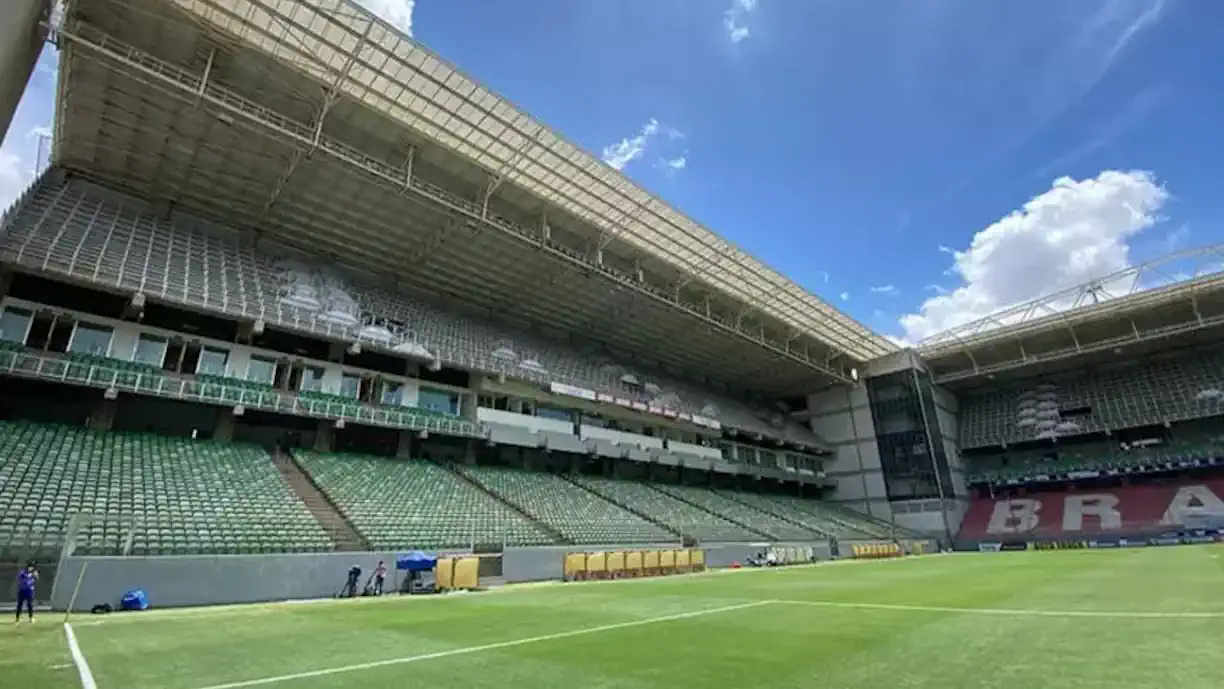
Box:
88;398;117;431
396;429;414;458
214;408;236;441
328;341;344;363
314;420;334;452
462;438;477;465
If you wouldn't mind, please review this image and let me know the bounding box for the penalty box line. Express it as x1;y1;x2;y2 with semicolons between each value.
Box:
191;600;772;689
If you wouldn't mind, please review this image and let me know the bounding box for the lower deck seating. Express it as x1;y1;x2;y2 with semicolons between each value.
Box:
709;490;848;538
653;484;818;540
457;466;677;544
731;492;880;538
570;475;761;542
0;421;331;555
293;451;554;549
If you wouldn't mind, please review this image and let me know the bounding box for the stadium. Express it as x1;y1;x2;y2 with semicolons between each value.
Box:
2;1;1223;688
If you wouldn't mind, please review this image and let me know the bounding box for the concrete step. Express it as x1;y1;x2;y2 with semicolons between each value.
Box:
272;450;371;552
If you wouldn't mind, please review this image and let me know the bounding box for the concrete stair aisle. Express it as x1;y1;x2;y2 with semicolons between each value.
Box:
445;464;572;545
719;492;837;539
272;449;370;552
560;474;685;541
648;485;774;540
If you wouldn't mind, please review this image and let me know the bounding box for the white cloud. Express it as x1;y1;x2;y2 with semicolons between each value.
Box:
723;0;757;44
0;126;52;213
924;284;948;295
0;151;27;210
1164;224;1189;252
869;284;898;296
603;119;659;170
656;155;687;175
603;119;669;171
839;292;850;301
900;170;1169;342
0;47;59;212
356;0;415;36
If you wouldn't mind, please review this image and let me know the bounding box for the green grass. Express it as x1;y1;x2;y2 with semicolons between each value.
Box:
9;547;1224;689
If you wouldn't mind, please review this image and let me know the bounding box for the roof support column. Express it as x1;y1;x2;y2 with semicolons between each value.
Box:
482;131;540;220
593;232;613;268
398;146;415;195
259;149;302;218
671;276;691;300
196;48;214;105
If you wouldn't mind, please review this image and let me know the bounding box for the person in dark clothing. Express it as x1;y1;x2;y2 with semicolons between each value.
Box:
343;565;362;598
15;563;37;624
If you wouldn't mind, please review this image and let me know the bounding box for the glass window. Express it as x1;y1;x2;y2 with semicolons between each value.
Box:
418;388;457;415
537;406;571;422
300;366;325;393
132;334;168;366
340;373;361;399
70;323;114;357
0;308;32;344
383;382;404;406
197;347;230;376
247;356;278;385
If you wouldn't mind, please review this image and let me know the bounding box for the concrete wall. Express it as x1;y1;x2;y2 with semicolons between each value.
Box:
807;385;892;522
0;0;45;149
52;539;851;611
50;550;476;611
500;542;837;583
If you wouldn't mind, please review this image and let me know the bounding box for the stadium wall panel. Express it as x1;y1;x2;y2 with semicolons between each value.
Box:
806;383;893;523
50;550;461;611
501;542;835;583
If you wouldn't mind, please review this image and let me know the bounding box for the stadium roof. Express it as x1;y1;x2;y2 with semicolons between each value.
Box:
46;0;894;395
918;244;1224;384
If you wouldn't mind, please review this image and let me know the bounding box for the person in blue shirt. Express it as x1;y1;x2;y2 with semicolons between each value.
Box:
15;563;37;624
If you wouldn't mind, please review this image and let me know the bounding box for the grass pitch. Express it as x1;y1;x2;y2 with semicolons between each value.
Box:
9;547;1224;689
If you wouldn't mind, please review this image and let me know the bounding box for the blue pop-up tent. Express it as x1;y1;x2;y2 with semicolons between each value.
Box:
396;551;437;572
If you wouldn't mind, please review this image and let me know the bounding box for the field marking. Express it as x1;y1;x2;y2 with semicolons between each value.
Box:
771;599;1224;619
190;600;771;689
64;623;98;689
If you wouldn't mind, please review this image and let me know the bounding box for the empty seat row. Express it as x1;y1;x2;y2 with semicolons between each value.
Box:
0;421;331;556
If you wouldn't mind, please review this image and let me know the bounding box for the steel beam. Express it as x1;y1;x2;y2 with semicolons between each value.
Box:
54;22;852;384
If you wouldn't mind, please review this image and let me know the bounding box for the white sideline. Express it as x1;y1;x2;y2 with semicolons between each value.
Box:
64;623;98;689
191;600;769;689
771;598;1224;619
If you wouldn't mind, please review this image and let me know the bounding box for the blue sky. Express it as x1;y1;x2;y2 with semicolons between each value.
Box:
3;0;1223;344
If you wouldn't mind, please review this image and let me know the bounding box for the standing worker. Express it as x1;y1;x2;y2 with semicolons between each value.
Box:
373;561;387;596
14;562;37;624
